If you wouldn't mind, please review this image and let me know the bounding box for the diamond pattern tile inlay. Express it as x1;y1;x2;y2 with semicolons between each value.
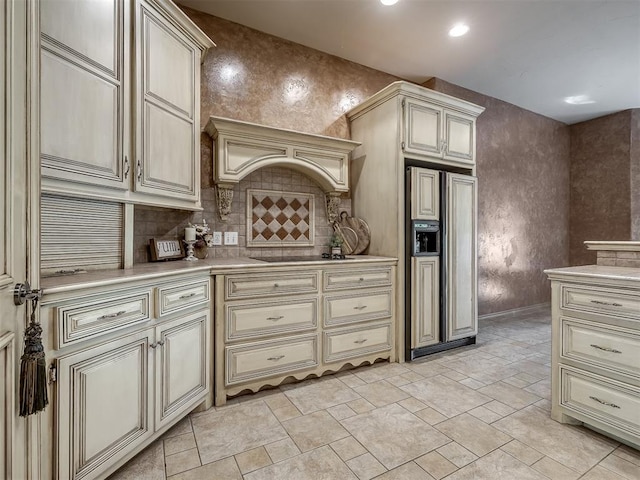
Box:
247;189;314;247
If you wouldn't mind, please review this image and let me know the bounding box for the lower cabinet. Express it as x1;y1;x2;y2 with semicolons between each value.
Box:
546;269;640;450
215;261;396;405
56;309;210;480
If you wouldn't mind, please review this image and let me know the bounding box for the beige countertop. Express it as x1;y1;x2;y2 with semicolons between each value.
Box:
544;264;640;282
41;255;398;294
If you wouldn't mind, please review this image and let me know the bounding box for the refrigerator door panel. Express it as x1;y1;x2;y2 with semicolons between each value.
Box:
411;256;440;349
410;166;439;220
446;173;478;341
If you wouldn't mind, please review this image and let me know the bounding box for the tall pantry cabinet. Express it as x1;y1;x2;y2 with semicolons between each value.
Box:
346;81;483;361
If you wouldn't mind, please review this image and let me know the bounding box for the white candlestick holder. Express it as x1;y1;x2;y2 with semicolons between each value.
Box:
183;240;198;261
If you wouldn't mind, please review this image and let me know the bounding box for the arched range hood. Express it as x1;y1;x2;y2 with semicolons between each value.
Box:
204;116;360;222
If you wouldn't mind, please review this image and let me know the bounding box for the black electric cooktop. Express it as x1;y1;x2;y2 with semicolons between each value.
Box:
250;254;354;263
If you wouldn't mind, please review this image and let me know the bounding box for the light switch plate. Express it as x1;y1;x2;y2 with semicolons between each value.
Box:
212;231;222;246
224;231;238;245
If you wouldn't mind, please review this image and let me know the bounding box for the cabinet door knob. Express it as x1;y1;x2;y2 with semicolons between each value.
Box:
124;156;130;179
267;315;284;321
354;338;368;344
267;355;285;361
353;305;368;311
136;159;142;181
179;292;197;300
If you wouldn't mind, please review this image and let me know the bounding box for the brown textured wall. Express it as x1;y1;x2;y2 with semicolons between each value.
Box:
631;109;640;240
424;78;570;315
569;111;632;266
184;7;401;139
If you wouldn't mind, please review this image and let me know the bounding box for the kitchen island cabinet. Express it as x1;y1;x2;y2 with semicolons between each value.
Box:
546;256;640;450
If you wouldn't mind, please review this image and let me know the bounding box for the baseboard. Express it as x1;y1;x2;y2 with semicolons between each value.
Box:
478;302;551;321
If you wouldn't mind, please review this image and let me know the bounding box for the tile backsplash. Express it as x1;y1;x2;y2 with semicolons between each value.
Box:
133;166;350;263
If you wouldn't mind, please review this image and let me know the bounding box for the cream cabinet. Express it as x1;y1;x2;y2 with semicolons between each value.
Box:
411;256;439;349
545;266;640;450
41;272;212;480
403;98;477;165
410;167;439;220
215;261;396;405
40;0;213;210
446;173;478;341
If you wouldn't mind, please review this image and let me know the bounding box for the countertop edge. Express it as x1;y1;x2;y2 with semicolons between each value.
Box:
544;265;640;282
41;256;399;295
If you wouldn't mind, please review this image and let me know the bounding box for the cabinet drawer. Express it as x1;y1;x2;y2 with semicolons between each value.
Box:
226;334;318;385
561;284;640;323
324;290;392;327
560;366;640;436
56;292;151;348
226;298;317;341
225;272;319;300
562;317;640;378
156;278;210;317
324;267;393;291
324;322;392;363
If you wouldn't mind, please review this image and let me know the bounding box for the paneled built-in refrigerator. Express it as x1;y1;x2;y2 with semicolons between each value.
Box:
405;166;478;360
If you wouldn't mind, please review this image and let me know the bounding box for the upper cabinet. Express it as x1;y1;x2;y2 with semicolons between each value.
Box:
40;0;214;210
403;95;481;166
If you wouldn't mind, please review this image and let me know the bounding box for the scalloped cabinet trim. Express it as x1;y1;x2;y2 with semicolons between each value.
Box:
205;116;360;220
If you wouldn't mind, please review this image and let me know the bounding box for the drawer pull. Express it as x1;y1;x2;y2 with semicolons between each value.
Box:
97;310;126;320
354;339;368;344
179;292;197;300
267;355;285;361
353;305;368;311
359;277;364;282
266;315;284;321
589;396;620;409
590;300;623;307
590;344;622;354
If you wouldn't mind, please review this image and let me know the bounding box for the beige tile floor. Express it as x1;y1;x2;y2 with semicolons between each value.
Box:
109;306;640;480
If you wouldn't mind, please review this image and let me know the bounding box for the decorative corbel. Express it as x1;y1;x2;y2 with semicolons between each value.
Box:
325;192;342;224
215;183;235;221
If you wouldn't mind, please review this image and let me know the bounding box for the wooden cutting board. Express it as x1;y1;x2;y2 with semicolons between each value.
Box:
336;211;371;255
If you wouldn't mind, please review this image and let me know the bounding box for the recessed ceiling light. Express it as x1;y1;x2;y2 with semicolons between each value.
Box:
449;23;469;37
380;0;399;5
564;95;596;105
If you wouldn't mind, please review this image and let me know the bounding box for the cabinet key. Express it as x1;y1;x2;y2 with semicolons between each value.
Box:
267;355;285;361
266;315;284;321
98;310;126;320
590;300;623;307
589;396;620;409
590;344;622;354
179;292;197;300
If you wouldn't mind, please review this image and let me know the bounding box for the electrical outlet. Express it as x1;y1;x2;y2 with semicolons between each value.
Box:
212;231;222;246
224;231;238;245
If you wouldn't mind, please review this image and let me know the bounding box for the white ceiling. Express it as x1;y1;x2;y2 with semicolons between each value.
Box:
179;0;640;125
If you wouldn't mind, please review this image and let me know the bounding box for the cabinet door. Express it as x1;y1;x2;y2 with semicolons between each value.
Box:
446;174;477;341
40;0;129;190
411;257;440;348
403;98;443;158
410;167;439;220
134;0;200;202
443;111;475;164
57;331;154;480
155;310;210;430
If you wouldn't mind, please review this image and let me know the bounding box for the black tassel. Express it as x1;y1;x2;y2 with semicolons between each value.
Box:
19;299;48;416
